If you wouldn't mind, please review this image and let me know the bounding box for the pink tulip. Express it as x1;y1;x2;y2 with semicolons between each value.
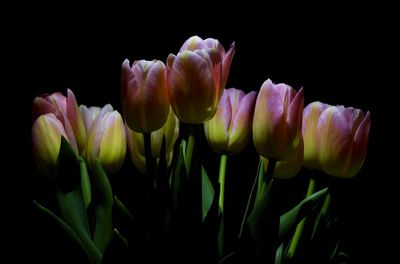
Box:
262;137;304;179
86;105;127;174
166;36;235;123
32;114;70;178
317;106;371;178
32;89;86;154
302;101;330;169
253;79;304;160
204;88;257;154
121;59;169;133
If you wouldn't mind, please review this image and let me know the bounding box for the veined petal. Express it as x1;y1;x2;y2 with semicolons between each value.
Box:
221;42;235;90
317;107;352;177
67;89;86;153
98;111;127;174
168;50;217;123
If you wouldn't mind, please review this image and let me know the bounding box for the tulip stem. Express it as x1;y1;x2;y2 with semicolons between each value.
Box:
286;177;316;258
218;154;228;256
218;154;228;214
185;125;196;175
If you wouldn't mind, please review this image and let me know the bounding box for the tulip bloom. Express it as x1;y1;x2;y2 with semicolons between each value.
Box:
32;114;70;178
32;89;86;154
262;137;304;179
167;36;235;123
126;108;179;172
86;105;127;174
204;88;256;154
253;79;304;160
121;59;169;133
317;106;371;178
302;101;330;169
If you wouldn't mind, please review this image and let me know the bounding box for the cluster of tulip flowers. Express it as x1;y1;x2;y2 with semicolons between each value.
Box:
31;36;371;264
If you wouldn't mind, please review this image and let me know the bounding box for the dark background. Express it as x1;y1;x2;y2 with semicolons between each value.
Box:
11;6;393;263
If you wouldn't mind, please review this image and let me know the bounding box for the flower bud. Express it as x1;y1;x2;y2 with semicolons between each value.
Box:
121;59;169;133
32;114;69;178
204;88;256;154
317;106;371;178
167;36;235;123
253;79;304;160
86;105;127;174
302;101;330;169
32;89;86;154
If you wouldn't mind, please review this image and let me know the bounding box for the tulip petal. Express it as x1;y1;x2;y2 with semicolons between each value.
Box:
168;50;217;123
67;89;86;153
287;87;304;147
317;107;353;177
221;42;235;90
98;111;127;174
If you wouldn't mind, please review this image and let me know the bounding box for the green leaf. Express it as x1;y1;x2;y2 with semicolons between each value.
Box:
56;136;80;193
92;160;114;254
202;166;215;222
171;140;188;217
114;195;135;226
101;229;129;264
279;187;328;239
33;200;93;264
80;158;92;210
275;243;284;264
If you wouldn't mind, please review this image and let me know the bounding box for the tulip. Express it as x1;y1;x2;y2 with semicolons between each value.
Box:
204;88;257;154
167;36;235;123
302;101;330;169
317;106;371;178
79;105;102;136
179;36;235;91
121;59;169;133
32;113;70;178
32;89;86;154
86;105;127;174
262;137;304;179
126;108;179;172
253;79;304;160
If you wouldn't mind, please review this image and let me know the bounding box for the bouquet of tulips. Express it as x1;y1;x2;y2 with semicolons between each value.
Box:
31;36;371;264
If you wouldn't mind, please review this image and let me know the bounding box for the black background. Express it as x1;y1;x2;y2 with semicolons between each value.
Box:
11;5;393;263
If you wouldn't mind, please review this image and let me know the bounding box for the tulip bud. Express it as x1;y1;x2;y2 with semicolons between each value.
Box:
86;105;127;174
121;59;169;133
204;88;256;154
317;106;371;178
302;101;330;169
167;36;235;124
262;137;304;179
32;89;86;154
32;114;69;178
126;108;179;172
253;79;304;160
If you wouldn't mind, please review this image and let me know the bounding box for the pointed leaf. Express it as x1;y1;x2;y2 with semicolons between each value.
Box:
80;158;92;210
92;160;114;253
56;136;80;193
275;243;284;264
114;195;135;226
101;229;129;264
202;166;215;222
279;187;328;239
33;200;93;264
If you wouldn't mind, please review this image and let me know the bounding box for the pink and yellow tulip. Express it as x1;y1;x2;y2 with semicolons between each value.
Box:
121;59;169;133
85;105;127;174
32;114;70;178
32;89;86;154
317;106;371;178
166;36;235;124
204;88;256;154
302;101;330;170
253;79;304;160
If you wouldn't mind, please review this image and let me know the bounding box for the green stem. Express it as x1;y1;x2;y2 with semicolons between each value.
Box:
185;126;196;176
286;177;316;258
218;154;228;214
218;154;228;256
321;192;331;216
